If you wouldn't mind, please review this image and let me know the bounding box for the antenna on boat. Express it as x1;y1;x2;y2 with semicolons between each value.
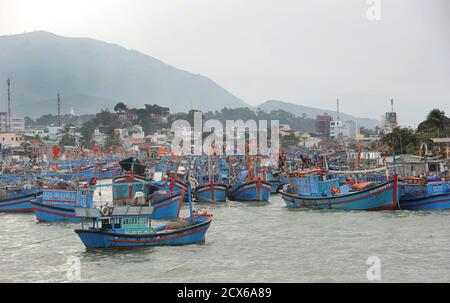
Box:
7;78;11;132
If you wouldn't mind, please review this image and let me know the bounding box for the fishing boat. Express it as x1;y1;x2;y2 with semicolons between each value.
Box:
228;157;271;202
258;168;282;194
111;174;184;220
0;186;42;213
193;156;228;203
228;178;271;202
32;180;95;222
281;170;399;211
74;206;213;250
399;177;450;211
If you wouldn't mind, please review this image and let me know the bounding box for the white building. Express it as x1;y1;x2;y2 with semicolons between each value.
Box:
330;120;359;140
0;112;25;132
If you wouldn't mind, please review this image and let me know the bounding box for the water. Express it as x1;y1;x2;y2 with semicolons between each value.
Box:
1;183;450;283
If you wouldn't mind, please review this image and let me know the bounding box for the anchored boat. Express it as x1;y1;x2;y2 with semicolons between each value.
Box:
0;187;42;213
281;170;399;211
32;180;95;222
74;206;213;250
399;177;450;211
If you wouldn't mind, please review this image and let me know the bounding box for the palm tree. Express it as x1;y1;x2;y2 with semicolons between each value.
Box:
418;109;450;137
58;125;76;147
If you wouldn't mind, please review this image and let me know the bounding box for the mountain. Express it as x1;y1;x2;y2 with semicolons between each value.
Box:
0;31;249;118
257;100;382;129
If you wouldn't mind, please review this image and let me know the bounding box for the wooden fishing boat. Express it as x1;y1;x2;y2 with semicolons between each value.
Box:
194;181;228;203
228;179;271;202
399;177;450;211
193;156;228;203
281;172;399;211
112;174;184;220
74;206;213;250
32;181;95;222
0;187;42;213
227;156;271;202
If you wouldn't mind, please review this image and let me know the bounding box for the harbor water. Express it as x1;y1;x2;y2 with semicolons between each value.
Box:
1;181;449;283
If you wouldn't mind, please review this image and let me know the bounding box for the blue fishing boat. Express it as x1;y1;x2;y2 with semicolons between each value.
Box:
112;175;184;220
281;171;399;211
74;207;213;250
194;181;228;203
193;156;228;203
32;181;95;222
399;177;450;211
0;187;43;213
228;179;271;202
228;157;271;202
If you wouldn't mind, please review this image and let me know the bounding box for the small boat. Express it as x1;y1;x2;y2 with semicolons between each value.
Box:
228;179;271;202
281;171;399;211
193;156;228;203
399;177;450;211
194;181;228;203
0;186;42;213
227;156;271;202
74;206;213;250
32;180;95;222
112;173;183;220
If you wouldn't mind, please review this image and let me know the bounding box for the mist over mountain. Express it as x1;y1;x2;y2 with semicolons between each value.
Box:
257;100;382;129
0;31;248;117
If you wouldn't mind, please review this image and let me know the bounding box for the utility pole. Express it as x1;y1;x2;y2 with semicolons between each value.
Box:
337;99;340;121
7;79;11;132
57;93;61;127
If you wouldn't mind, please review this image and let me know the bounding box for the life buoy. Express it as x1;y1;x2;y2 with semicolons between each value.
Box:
101;206;113;217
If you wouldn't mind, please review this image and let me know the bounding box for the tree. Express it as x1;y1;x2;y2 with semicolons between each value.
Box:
114;102;129;112
58;125;76;147
105;132;122;148
380;128;419;155
79;127;94;149
417;109;450;137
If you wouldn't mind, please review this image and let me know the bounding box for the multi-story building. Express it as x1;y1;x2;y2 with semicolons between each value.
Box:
330;120;359;140
316;114;333;138
0;112;25;132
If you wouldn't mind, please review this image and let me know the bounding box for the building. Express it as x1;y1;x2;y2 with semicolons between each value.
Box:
382;99;399;134
116;125;145;140
0;112;25;132
0;132;25;148
421;138;450;159
92;128;107;145
330;120;359;140
316;114;333;138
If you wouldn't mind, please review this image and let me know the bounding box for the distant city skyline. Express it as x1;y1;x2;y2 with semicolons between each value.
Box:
1;0;449;127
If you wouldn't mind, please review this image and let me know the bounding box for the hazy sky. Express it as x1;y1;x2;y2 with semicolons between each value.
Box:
1;0;449;126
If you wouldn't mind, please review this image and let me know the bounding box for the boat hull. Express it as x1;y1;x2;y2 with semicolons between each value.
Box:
0;192;42;213
75;218;212;249
281;178;399;211
195;183;228;203
399;193;450;211
32;201;81;223
228;180;271;202
151;193;184;220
